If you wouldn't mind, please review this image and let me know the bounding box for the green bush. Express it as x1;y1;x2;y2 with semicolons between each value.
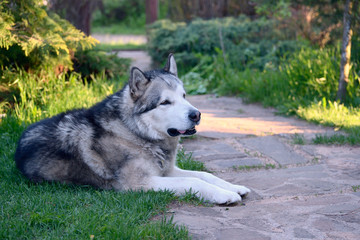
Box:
148;16;307;72
73;50;131;79
182;51;291;108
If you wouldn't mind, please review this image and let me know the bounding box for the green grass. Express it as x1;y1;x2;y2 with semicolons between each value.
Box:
176;148;207;172
92;23;146;35
0;180;187;239
0;70;207;239
352;185;360;192
292;133;306;145
232;164;276;171
312;134;349;145
94;43;146;51
8;71;121;124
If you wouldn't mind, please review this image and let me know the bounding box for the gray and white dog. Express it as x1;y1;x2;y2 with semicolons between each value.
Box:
15;54;250;204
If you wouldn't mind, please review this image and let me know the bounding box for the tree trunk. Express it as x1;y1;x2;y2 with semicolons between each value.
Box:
145;0;158;25
336;0;353;103
48;0;102;36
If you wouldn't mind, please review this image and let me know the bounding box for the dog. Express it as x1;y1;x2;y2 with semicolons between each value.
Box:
15;54;250;204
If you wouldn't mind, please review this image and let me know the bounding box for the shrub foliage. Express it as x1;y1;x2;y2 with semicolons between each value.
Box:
148;16;306;72
73;50;131;79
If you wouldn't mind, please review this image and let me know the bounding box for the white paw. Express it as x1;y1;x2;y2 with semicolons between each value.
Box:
211;189;242;205
230;184;251;196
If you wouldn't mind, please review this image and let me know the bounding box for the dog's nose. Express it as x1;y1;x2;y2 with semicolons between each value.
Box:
188;110;201;122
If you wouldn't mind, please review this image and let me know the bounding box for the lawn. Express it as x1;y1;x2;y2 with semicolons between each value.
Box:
92;23;146;35
93;43;146;52
0;71;204;239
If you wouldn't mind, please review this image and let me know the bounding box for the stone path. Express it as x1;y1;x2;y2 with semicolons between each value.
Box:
175;95;360;240
92;35;360;239
91;34;147;45
91;34;152;71
115;50;152;71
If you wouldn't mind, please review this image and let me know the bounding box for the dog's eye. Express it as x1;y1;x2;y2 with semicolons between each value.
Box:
183;93;186;99
160;100;171;105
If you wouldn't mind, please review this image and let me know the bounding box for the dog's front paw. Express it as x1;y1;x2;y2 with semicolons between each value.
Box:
231;184;251;197
210;189;242;205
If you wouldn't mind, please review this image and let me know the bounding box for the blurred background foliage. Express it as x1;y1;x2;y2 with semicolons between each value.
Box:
0;0;359;142
144;0;360;108
147;16;308;72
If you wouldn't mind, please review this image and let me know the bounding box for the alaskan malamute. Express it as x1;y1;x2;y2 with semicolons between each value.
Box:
15;54;250;204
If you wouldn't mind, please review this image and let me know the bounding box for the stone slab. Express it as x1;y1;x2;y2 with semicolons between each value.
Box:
214;228;271;240
182;140;247;164
206;158;263;169
239;135;308;165
293;228;316;239
169;95;360;240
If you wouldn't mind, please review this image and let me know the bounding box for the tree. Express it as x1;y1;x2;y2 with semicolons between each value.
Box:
0;0;97;71
253;0;346;47
146;0;158;25
48;0;102;36
336;0;353;103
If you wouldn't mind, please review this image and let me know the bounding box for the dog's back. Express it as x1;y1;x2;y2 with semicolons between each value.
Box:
14;104;115;188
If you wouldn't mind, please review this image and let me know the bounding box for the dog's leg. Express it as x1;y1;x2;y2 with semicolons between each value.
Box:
169;167;250;197
148;176;241;204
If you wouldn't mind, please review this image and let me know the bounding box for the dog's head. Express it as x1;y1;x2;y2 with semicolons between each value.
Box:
128;54;201;140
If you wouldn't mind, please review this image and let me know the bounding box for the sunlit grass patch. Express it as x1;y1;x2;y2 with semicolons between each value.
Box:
8;71;122;124
297;98;360;128
297;98;360;145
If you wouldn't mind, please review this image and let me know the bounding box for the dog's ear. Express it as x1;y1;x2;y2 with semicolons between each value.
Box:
129;67;150;100
164;53;178;77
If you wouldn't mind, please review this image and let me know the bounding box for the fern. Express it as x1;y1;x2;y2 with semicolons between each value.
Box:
0;2;16;49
